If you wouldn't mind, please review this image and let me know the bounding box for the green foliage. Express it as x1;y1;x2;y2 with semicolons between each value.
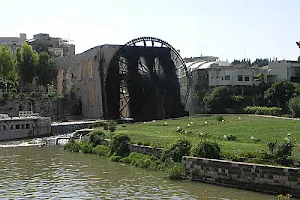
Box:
35;52;56;87
223;134;237;141
288;96;300;117
204;86;232;113
120;152;162;169
11;88;17;93
161;137;192;163
110;155;122;162
216;115;224;122
64;141;81;152
16;43;39;87
108;121;117;133
192;140;221;159
80;142;93;154
244;106;282;116
109;133;131;157
92;145;109;156
88;121;104;128
166;163;186;180
88;129;105;147
264;80;295;109
0;44;15;82
266;139;294;159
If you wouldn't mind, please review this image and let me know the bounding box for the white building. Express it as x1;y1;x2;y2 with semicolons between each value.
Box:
0;33;27;56
261;60;300;83
209;66;260;86
185;58;259;87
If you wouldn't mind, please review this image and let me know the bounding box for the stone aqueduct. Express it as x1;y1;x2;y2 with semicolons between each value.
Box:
54;37;189;121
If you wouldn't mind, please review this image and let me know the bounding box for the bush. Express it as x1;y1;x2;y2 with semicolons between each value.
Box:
289;96;300;117
243;106;282;116
161;138;192;163
110;156;122;162
64;141;81;152
88;130;105;147
204;86;232;113
109;133;131;157
92;145;109;156
266;139;294;159
192;140;221;159
11;88;17;93
17;93;26;99
88;121;105;128
223;134;237;141
166;163;186;180
80;142;93;154
120;152;161;169
216;115;224;122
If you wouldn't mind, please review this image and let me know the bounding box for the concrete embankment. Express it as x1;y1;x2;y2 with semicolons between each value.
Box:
51;121;98;135
183;156;300;197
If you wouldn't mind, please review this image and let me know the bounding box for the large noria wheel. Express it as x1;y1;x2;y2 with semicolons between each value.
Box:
105;37;190;121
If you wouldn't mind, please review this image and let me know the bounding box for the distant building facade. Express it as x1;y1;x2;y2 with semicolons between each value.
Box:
0;33;27;56
261;60;300;83
28;33;75;57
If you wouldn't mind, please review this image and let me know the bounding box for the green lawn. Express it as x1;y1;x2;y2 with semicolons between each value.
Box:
103;115;300;161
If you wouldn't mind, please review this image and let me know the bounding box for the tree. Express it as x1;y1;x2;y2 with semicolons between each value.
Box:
0;44;14;82
16;43;38;87
252;58;269;67
36;52;56;87
264;80;295;109
204;86;232;113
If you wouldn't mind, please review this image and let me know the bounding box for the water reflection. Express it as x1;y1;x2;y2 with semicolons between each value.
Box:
0;146;275;199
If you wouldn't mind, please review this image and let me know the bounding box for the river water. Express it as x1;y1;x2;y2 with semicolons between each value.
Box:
0;143;277;199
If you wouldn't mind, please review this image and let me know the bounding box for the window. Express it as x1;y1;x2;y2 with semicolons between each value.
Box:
225;75;230;80
16;125;20;130
245;76;250;81
26;124;30;129
238;75;243;81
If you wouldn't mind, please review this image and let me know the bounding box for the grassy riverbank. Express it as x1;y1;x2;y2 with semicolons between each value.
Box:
102;115;300;161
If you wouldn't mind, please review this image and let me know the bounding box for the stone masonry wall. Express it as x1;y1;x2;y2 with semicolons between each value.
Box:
183;156;300;197
0;98;80;121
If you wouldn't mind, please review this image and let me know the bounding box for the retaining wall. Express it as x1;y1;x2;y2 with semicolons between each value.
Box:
183;156;300;197
51;121;96;135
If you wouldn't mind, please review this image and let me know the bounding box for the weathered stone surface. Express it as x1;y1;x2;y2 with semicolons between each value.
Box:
183;156;300;197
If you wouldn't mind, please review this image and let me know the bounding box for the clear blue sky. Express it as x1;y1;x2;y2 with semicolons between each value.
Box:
1;0;299;62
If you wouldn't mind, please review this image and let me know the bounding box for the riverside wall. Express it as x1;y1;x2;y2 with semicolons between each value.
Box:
182;156;300;197
51;121;97;135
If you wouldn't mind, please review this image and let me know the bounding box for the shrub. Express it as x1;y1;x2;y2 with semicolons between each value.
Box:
289;96;300;117
92;145;109;156
88;129;105;147
120;152;161;169
166;163;186;180
110;156;122;162
266;140;294;159
88;121;104;128
143;141;150;146
11;88;17;93
243;106;282;116
64;141;81;152
108;121;117;132
109;133;131;157
161;137;192;163
17;93;26;99
80;142;93;154
216;115;224;122
223;134;237;141
204;86;232;113
192;140;221;159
